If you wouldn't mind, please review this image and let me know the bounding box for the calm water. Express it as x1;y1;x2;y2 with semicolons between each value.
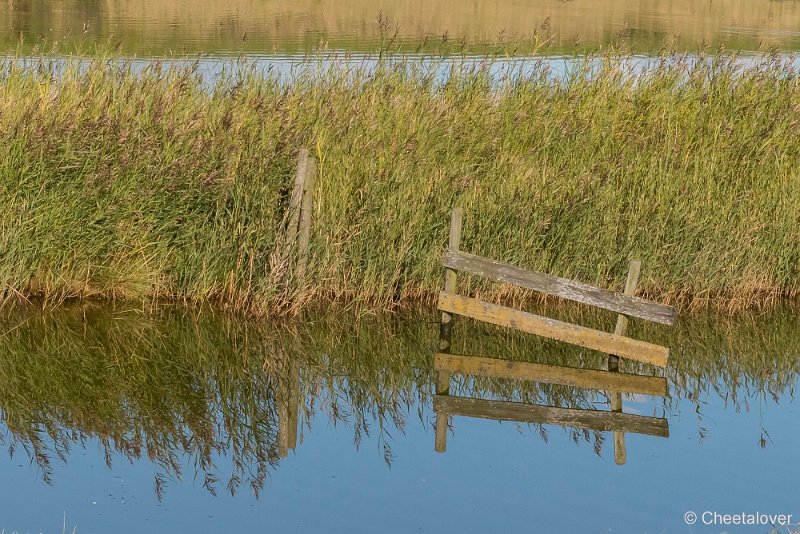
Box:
0;304;798;533
4;0;800;56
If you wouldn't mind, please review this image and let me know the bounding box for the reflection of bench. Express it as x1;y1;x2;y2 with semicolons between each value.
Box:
434;396;669;437
434;353;667;396
437;208;677;367
433;355;670;463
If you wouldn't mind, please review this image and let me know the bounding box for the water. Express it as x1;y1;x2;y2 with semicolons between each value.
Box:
0;303;797;533
4;0;800;57
2;4;799;532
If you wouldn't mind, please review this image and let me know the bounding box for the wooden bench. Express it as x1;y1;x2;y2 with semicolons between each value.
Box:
437;207;677;368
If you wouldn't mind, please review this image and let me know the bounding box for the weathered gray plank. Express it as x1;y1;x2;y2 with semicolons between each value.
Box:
433;353;667;396
437;292;670;367
433;395;669;437
442;249;677;326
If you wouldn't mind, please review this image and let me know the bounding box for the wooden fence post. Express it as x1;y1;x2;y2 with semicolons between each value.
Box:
435;207;463;452
286;149;308;260
296;155;317;283
282;147;317;288
438;208;464;356
609;260;641;370
609;259;641;465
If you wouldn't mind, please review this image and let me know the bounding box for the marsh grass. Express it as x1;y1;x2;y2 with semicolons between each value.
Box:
1;52;799;315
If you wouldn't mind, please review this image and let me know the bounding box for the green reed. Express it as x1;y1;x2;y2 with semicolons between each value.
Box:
1;52;799;315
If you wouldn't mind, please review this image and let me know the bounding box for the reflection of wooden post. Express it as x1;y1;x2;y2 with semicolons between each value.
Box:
609;259;640;465
287;359;299;450
435;207;463;453
277;371;289;457
611;392;626;465
435;406;448;453
277;358;300;457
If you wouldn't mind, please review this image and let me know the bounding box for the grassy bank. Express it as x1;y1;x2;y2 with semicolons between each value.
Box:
1;53;799;314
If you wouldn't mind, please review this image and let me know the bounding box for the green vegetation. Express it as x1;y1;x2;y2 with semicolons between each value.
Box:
1;53;799;315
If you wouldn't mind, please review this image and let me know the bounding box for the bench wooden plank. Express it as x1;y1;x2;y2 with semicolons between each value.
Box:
433;353;667;396
442;249;677;326
437;292;670;367
433;395;669;437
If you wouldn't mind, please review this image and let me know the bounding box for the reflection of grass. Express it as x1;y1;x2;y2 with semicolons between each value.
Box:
2;53;799;314
0;305;282;496
0;303;797;495
4;0;800;55
0;304;434;497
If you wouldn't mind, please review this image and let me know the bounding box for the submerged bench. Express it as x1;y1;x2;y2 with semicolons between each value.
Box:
436;207;678;368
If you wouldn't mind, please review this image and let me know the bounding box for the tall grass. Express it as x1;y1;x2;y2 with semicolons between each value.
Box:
1;52;799;314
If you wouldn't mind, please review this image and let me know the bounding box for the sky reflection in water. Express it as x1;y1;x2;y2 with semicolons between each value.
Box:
0;304;797;532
